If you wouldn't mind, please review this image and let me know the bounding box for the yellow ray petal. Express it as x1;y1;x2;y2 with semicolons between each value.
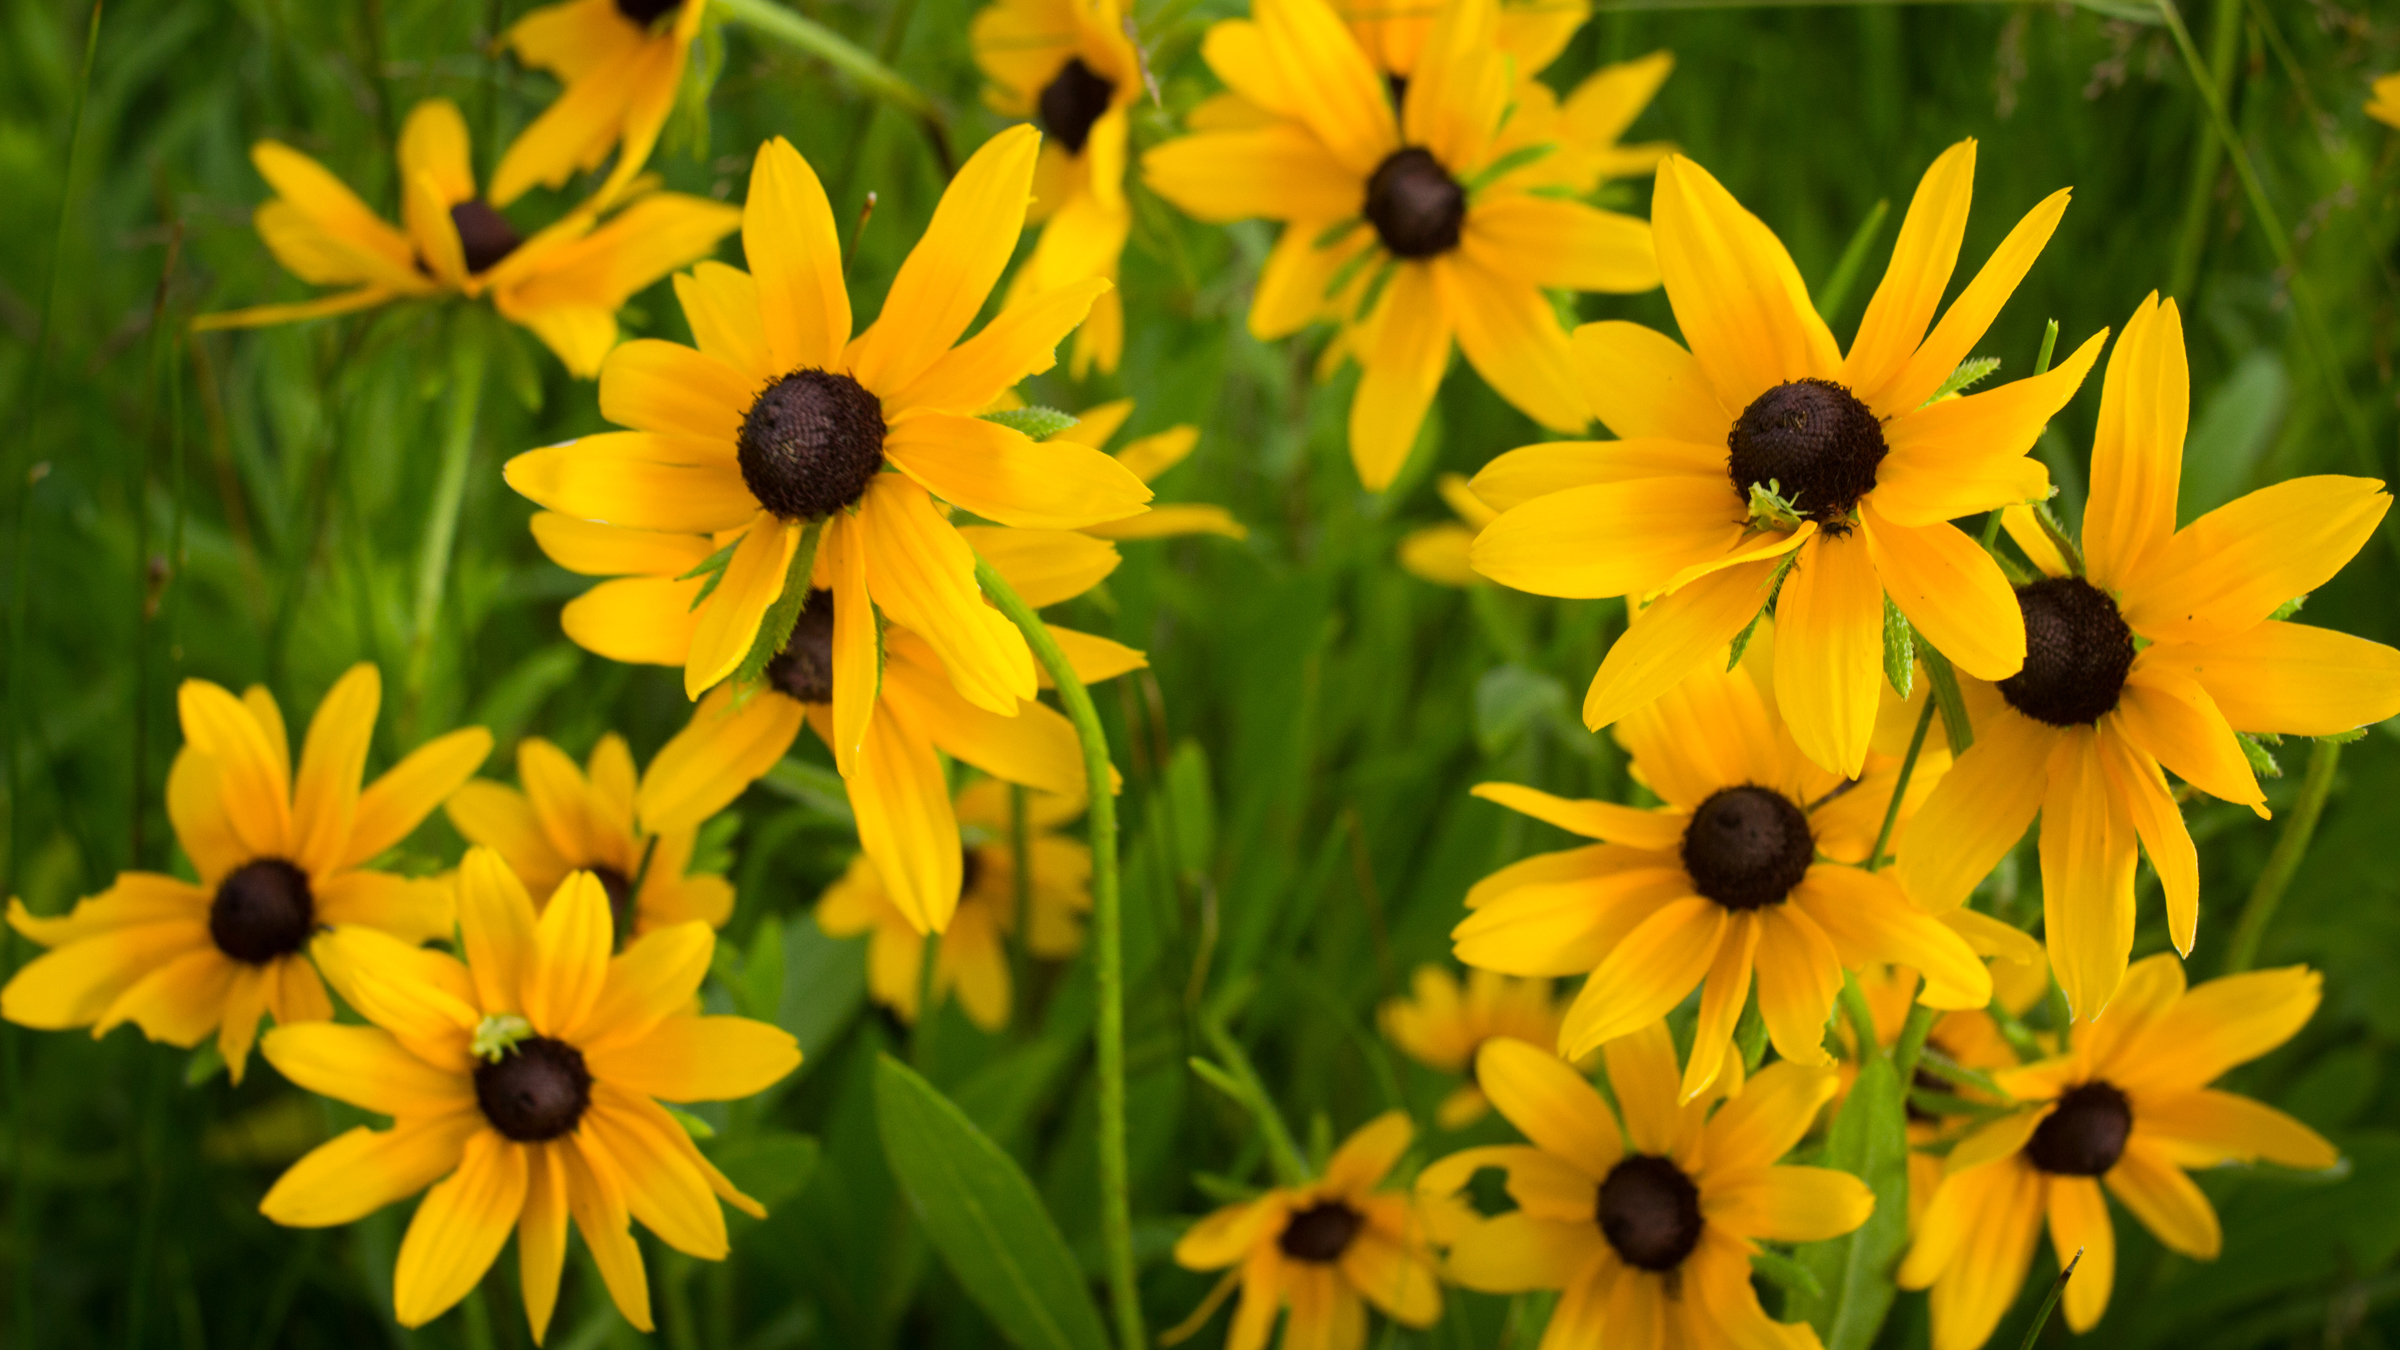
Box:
503;446;758;534
673;260;774;384
957;526;1119;607
1579;558;1778;732
263;1022;475;1115
684;517;797;699
855;480;1036;714
2095;726;2198;956
1682;912;1760;1101
2081;293;2183;590
880;644;1085;796
1475;1038;1626;1178
576;920;716;1054
1771;530;1883;778
1751;905;1841;1067
1841;140;1976;401
2045;1174;2116;1332
822;516;877;774
1256;0;1397;176
518;1143;571;1345
1559;897;1725;1057
2112;657;2262;805
849;706;964;933
562;577;705;666
1462;195;1657;295
1866;327;2103;528
258;1110;484;1228
289;664;380;877
1701;1059;1837;1172
0;920;206;1030
563;1132;657;1331
849;125;1041;394
588;1014;800;1102
2038;729;2138;1020
1451;857;1690;976
883;410;1152;530
2133;1088;2337;1171
1469;783;1685;850
637;684;805;834
1860;505;2024;682
744;137;852;373
2148;621;2400;737
178;679;292;860
2120;476;2391;645
1434;255;1589;434
2102;1142;2219;1259
1599;1018;1688;1155
1650;154;1840;414
1895;704;2052;912
887;277;1110;414
1469;478;1747;599
1348;265;1453;491
456;846;541;1015
393;1130;529;1328
1141;125;1366;226
344;725;492;868
1790;865;1990;1010
599;339;755;444
525;871;612;1038
1566;321;1727;442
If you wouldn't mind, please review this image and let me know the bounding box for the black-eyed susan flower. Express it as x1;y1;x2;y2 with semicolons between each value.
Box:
1143;0;1658;490
1899;294;2400;1018
530;510;1141;932
444;686;801;940
504;128;1152;714
1378;964;1564;1128
1396;473;1496;586
973;0;1144;377
493;0;704;209
815;780;1091;1030
1469;139;2105;777
1;665;488;1082
1169;1110;1442;1349
1898;954;2335;1350
193;99;739;377
2368;73;2400;128
1454;638;1990;1101
259;847;800;1341
1417;1027;1871;1346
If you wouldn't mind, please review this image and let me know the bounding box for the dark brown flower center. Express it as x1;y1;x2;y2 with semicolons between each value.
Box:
737;370;887;521
449;200;522;275
1598;1154;1703;1272
1727;378;1887;525
1278;1201;1363;1263
2025;1081;2132;1177
209;858;317;964
1364;148;1464;259
1038;57;1116;156
765;587;837;704
1998;576;2135;727
590;865;636;942
1681;786;1813;912
614;0;682;25
474;1037;594;1142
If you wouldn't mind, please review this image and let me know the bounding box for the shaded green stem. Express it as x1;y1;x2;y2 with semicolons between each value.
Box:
713;0;953;172
404;320;486;732
2017;1248;2082;1350
1838;972;1882;1066
1891;1001;1938;1089
2165;0;2242;300
1868;696;1936;873
2224;738;2341;974
973;557;1142;1350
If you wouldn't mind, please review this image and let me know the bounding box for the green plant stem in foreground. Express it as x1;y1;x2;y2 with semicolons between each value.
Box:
973;556;1143;1350
2018;1247;2081;1350
2223;738;2341;974
405;323;487;731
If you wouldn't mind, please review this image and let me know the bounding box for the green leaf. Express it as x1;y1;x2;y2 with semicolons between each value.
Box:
2269;593;2309;621
184;1044;224;1087
1474;664;1569;757
873;1056;1112;1350
1923;356;2001;405
708;1130;821;1213
2238;731;2283;780
761;756;856;825
978;406;1081;441
1465;141;1557;193
1751;1248;1826;1300
662;1104;718;1140
2317;727;2369;745
1790;1054;1910;1350
733;915;786;1022
1881;596;1914;700
731;520;824;686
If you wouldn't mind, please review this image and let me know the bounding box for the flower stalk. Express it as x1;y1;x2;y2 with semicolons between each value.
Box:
2224;737;2342;974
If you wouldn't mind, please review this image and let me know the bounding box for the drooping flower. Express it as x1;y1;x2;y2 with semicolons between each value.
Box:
444;686;801;940
258;849;799;1340
1;665;489;1082
1143;0;1658;489
1469;139;2104;777
1418;1027;1872;1347
192;99;740;377
504;128;1151;715
532;511;1141;932
972;0;1145;377
1377;964;1565;1127
1396;473;1497;586
1169;1111;1442;1349
1454;636;1993;1101
1898;954;2336;1350
816;780;1091;1030
1899;294;2400;1017
493;0;706;210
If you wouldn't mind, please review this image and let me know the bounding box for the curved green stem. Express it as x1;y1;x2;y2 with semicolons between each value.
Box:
404;316;485;735
1867;697;1936;873
2224;738;2341;974
713;0;954;173
973;556;1143;1350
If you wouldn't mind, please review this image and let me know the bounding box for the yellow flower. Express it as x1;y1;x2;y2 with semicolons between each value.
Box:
1052;398;1251;541
1377;964;1565;1127
192;99;740;377
2369;72;2400;128
1;665;489;1082
531;512;1142;932
1454;639;1995;1102
258;849;800;1341
503;128;1152;717
973;0;1145;377
1469;139;2105;778
1396;473;1496;586
1898;954;2336;1350
1899;294;2400;1019
1143;0;1658;490
493;0;705;209
444;686;802;940
815;780;1091;1031
1169;1111;1442;1349
1417;1028;1872;1346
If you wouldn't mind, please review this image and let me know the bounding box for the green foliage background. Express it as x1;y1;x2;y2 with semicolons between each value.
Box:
4;0;2400;1345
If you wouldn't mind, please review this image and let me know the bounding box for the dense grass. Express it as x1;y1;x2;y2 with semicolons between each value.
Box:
4;0;2400;1345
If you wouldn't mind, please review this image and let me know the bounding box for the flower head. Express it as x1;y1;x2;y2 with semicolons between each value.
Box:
1899;294;2399;1017
1418;1027;1872;1346
1170;1111;1442;1349
1144;0;1659;489
1455;637;1996;1101
193;99;739;376
1899;954;2335;1350
494;0;706;209
1469;139;2106;777
2;665;489;1082
1378;965;1565;1127
816;780;1092;1030
504;128;1152;722
445;686;802;941
259;848;801;1341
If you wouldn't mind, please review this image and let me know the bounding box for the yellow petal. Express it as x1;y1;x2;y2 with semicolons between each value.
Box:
684;517;797;699
599;339;755;443
1895;703;2052;912
1751;905;1841;1067
849;704;965;933
178;678;291;860
822;517;878;774
673;260;774;383
2102;1141;2219;1259
519;1143;571;1344
2044;1173;2116;1332
879;642;1085;796
2134;1088;2337;1171
530;513;716;578
1860;505;2024;682
1682;912;1760;1102
393;1130;529;1328
2112;657;2262;805
1468;783;1685;849
1771;530;1883;779
1474;1038;1623;1178
289;664;380;876
1599;1018;1688;1156
2038;729;2138;1020
456;845;541;1015
1469;477;1746;599
1434;254;1590;433
2120;476;2391;644
1321;1109;1412;1193
1790;865;1990;1010
887;277;1110;413
1841;140;1975;401
859;477;1036;713
1650;154;1840;413
1579;558;1778;732
1559;896;1724;1057
262;1022;474;1115
1255;0;1396;176
744;137;852;372
1867;327;2104;528
582;1090;730;1258
527;871;613;1038
1702;1059;1837;1171
503;444;758;534
577;920;716;1054
637;684;805;834
2148;621;2400;737
1347;264;1453;491
883;410;1152;529
2080;293;2184;590
1140;125;1365;225
586;1014;800;1101
1877;186;2072;416
346;725;492;867
955;525;1119;607
562;577;705;667
1566;321;1726;444
2095;725;2198;956
1702;1163;1874;1244
258;1111;483;1227
849;125;1040;394
1460;194;1657;295
0;920;206;1030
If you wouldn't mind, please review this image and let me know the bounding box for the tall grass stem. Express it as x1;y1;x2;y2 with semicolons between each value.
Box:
2224;738;2341;974
405;320;488;732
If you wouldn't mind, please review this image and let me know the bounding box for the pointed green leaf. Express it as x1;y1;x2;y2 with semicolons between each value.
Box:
979;406;1080;441
1789;1054;1910;1350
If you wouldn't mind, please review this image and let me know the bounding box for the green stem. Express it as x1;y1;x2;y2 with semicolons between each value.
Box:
1891;1001;1938;1089
1009;782;1033;1007
973;557;1142;1350
1195;1019;1309;1187
1867;696;1936;873
1812;198;1890;326
2223;738;2341;974
404;320;486;733
1919;647;1975;754
912;929;940;1067
2016;1248;2082;1350
2164;0;2242;301
1837;972;1882;1066
712;0;952;172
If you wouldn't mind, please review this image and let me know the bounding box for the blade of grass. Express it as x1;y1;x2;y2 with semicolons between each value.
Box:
404;314;488;735
2224;737;2341;973
2164;0;2242;301
2018;1249;2082;1350
1812;198;1889;327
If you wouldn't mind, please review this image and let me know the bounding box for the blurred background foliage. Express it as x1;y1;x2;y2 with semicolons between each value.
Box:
5;0;2400;1345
